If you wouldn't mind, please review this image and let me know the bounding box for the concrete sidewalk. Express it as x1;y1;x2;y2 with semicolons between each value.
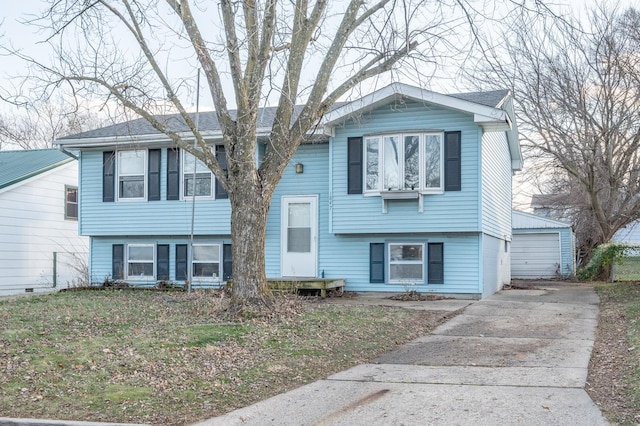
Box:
195;284;608;425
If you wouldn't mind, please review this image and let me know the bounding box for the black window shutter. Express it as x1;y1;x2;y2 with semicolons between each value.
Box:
428;243;444;284
215;145;229;199
347;137;363;194
148;149;161;201
444;131;461;191
370;242;385;283
112;244;124;279
157;244;169;281
167;148;180;200
103;151;115;202
175;244;188;281
223;243;233;280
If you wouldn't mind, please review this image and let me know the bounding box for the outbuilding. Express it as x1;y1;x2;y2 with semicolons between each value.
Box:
511;210;575;279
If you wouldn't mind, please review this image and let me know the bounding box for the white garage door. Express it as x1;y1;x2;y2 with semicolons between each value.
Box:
512;233;561;279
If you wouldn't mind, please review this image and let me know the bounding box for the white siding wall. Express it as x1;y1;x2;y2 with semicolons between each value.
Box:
481;132;512;238
0;162;88;295
479;131;513;295
482;234;510;297
613;220;640;245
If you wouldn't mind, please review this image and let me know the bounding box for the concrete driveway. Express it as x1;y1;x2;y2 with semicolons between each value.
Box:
196;283;608;425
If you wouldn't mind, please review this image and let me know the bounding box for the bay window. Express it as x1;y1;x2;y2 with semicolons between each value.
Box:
364;132;444;194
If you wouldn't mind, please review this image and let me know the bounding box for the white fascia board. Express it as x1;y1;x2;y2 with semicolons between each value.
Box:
323;82;508;128
474;114;510;131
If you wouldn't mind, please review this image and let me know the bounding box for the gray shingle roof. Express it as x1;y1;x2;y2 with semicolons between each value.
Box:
59;87;509;141
59;105;302;140
449;89;509;108
0;149;74;190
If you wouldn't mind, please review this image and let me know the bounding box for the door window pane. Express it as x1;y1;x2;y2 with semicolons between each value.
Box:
288;203;311;253
288;203;310;227
288;228;311;253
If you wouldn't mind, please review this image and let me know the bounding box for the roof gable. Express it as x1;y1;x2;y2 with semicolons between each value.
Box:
322;83;511;130
0;149;74;190
512;209;572;229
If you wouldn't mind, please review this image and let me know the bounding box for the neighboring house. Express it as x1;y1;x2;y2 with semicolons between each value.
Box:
512;210;575;279
613;220;640;246
56;83;521;299
530;193;573;222
0;149;88;296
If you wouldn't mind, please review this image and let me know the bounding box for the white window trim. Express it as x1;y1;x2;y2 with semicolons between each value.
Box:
181;149;215;200
116;149;147;202
363;132;444;196
388;242;425;284
192;243;222;281
126;243;155;281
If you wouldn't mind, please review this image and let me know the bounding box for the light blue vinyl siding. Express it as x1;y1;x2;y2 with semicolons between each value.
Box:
90;236;230;286
481;132;513;238
80;149;231;236
331;100;481;234
265;143;329;277
262;142;481;295
313;233;481;294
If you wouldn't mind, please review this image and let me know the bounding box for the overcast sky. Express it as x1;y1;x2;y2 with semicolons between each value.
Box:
4;0;639;113
2;0;639;206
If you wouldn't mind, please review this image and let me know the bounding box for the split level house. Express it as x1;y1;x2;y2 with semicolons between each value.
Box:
56;83;521;299
0;149;88;295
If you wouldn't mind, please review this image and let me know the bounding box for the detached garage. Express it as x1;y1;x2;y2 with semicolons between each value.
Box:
512;210;575;279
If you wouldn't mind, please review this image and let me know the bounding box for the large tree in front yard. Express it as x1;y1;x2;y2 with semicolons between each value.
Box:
15;0;533;310
477;5;640;262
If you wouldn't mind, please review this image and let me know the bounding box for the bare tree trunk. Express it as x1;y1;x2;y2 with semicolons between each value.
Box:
227;143;275;309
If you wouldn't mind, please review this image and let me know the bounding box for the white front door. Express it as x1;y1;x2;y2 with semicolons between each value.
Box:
281;195;318;277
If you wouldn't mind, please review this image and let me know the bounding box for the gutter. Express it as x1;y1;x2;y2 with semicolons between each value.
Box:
58;146;78;160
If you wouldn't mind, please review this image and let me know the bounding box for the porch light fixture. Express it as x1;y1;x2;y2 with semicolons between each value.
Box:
295;163;304;174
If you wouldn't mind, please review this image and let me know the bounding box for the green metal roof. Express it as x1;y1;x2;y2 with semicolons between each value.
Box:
0;149;74;190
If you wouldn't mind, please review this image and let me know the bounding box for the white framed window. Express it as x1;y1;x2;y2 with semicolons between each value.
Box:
192;244;221;280
126;244;155;280
364;132;444;194
117;150;146;200
183;151;213;199
388;243;424;283
65;185;78;220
